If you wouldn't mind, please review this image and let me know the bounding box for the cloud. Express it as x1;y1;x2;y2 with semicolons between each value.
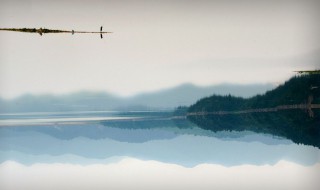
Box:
0;159;319;190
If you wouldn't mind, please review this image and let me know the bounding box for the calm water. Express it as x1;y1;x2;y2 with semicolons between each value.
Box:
0;111;319;189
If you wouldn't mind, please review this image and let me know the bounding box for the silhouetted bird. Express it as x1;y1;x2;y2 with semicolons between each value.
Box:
38;27;43;36
100;26;103;39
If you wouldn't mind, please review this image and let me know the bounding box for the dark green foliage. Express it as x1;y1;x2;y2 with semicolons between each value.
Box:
0;28;68;33
188;110;320;148
187;74;320;148
0;27;112;35
173;106;189;116
249;74;320;108
296;70;320;74
189;74;320;112
101;110;194;130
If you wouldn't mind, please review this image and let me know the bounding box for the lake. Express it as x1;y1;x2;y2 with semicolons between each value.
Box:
0;111;319;190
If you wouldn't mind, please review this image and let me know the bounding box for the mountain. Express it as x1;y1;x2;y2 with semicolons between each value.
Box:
187;74;320;148
0;83;273;113
126;83;274;109
0;91;121;113
188;74;320;113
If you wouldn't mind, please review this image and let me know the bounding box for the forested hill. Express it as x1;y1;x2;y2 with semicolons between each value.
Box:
186;74;320;148
188;74;320;113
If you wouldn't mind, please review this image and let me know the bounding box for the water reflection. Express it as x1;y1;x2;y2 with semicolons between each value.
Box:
188;110;320;148
0;111;319;167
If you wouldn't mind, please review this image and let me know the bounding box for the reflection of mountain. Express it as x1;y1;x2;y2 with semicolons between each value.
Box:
188;111;320;148
0;124;178;143
0;109;290;145
1;122;317;167
0;114;286;145
0;83;273;113
1;109;318;167
188;74;320;148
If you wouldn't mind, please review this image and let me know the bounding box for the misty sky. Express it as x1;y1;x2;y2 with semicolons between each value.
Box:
0;0;319;99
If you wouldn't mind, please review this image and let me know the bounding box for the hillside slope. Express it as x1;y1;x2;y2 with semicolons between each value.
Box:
189;74;320;112
187;74;320;148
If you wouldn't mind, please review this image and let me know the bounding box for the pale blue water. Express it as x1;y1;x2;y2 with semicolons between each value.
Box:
0;111;319;167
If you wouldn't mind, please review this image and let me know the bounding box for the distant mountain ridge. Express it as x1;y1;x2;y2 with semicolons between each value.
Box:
0;83;274;113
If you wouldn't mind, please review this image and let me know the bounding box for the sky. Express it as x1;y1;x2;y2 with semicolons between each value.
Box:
0;0;319;99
